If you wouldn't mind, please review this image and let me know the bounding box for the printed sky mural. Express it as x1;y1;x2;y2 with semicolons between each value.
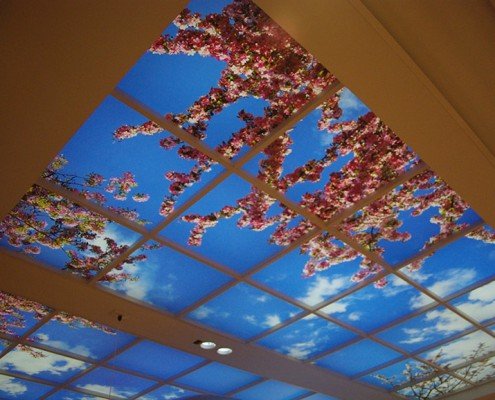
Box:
0;0;494;399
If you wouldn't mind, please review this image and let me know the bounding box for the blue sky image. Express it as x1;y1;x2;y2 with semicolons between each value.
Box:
321;275;436;332
187;282;302;339
235;380;310;400
244;89;369;203
53;96;224;227
47;389;107;400
161;175;291;271
0;345;89;383
2;309;41;338
315;339;401;377
344;178;482;265
403;226;495;299
117;0;276;160
46;390;106;400
120;51;273;159
108;340;204;380
252;240;366;307
0;189;141;279
360;358;428;390
140;384;199;400
397;375;468;399
454;355;495;384
376;306;472;352
101;241;231;313
304;394;339;400
3;1;495;398
419;330;495;369
118;20;226;116
0;374;53;400
175;362;260;395
30;317;135;361
450;280;495;325
257;314;357;360
73;367;156;398
118;0;356;162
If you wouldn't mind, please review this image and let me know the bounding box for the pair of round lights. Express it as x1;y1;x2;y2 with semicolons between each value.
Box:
198;341;233;355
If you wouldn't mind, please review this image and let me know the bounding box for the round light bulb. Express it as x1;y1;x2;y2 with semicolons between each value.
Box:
217;347;233;355
200;341;216;350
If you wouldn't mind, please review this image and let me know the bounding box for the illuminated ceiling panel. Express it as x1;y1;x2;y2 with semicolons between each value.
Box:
1;0;494;399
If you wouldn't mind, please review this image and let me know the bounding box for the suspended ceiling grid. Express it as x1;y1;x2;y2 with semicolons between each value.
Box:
1;1;495;400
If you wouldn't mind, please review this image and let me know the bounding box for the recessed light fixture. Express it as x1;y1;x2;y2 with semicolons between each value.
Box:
217;347;233;355
194;340;231;354
200;341;217;350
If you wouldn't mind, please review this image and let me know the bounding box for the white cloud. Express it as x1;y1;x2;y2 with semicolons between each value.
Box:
424;331;495;367
398;375;468;398
191;306;213;320
404;269;432;283
78;384;134;398
321;299;349;315
36;333;93;358
298;275;348;306
278;315;339;359
456;301;495;323
381;277;410;298
263;314;282;328
348;312;362;321
244;315;257;325
409;268;477;310
466;281;495;302
163;388;186;400
107;259;158;302
141;387;186;400
0;375;27;396
36;333;49;340
429;268;476;298
256;295;269;303
83;224;148;299
88;225;135;254
159;282;176;300
458;355;495;382
121;278;149;300
454;281;495;323
425;308;471;332
339;89;364;111
64;396;105;400
388;275;409;287
399;309;471;345
409;293;435;310
0;347;87;376
401;328;429;344
286;339;317;359
319;133;334;147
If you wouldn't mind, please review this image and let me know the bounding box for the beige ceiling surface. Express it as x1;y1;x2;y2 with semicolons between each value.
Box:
0;0;188;219
361;0;495;154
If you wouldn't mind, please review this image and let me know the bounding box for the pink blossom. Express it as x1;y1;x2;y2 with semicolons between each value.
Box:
132;193;150;202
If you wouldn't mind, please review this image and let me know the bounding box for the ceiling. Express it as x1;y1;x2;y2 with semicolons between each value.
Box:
1;1;494;400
